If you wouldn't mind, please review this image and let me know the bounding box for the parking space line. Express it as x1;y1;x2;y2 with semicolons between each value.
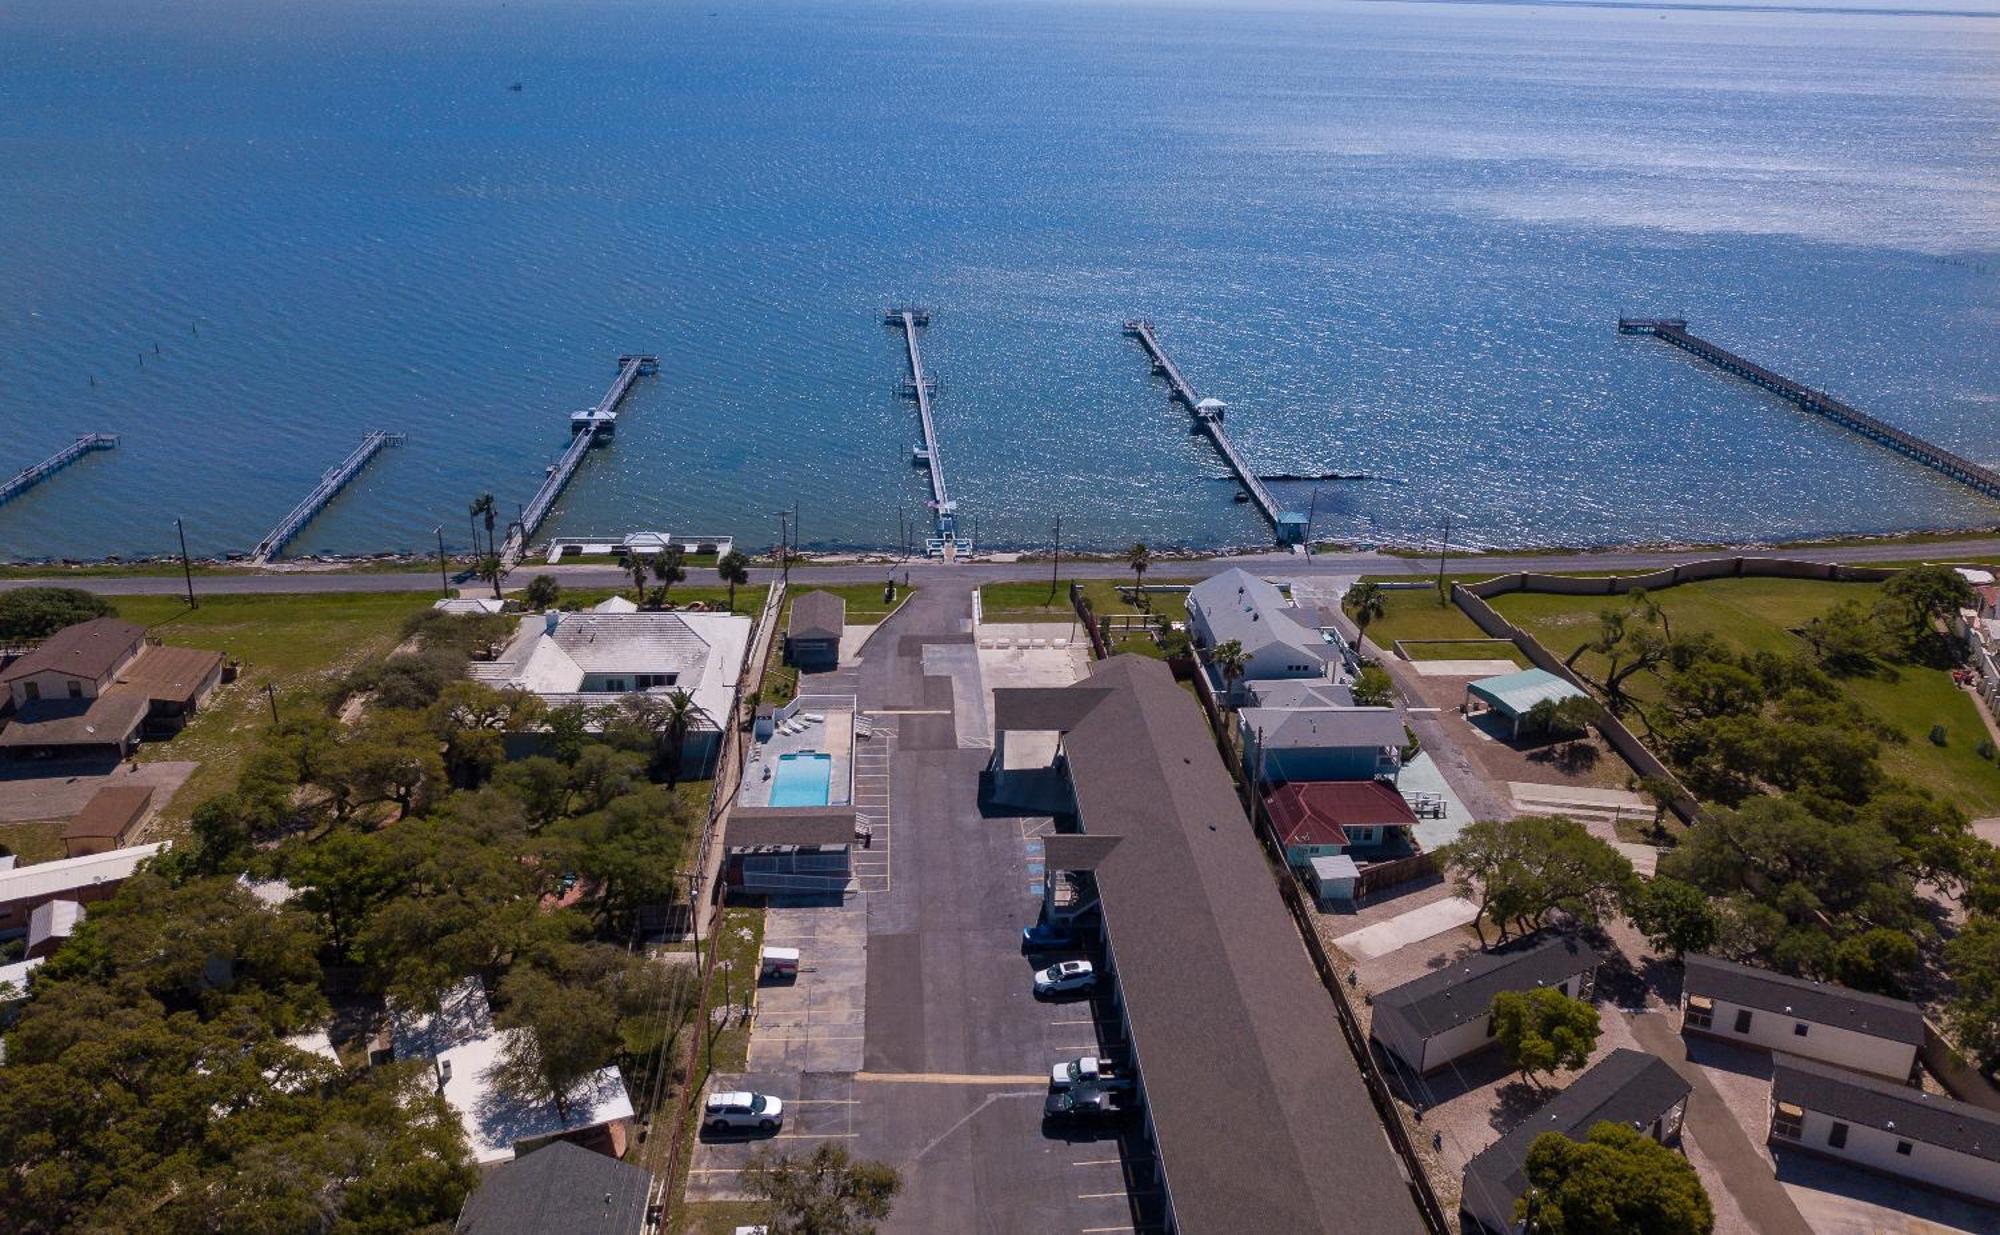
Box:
774;1132;859;1140
1072;1158;1122;1167
854;1071;1046;1085
1078;1192;1127;1200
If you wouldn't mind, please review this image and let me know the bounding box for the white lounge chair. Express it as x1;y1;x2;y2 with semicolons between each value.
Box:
803;712;826;724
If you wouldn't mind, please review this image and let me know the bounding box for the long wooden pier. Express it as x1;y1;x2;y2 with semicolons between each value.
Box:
502;354;659;565
885;308;960;555
0;434;119;507
1619;318;2000;504
251;432;405;564
1123;320;1305;547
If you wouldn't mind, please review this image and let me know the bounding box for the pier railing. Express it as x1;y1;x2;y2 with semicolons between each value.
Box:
250;431;404;563
1620;317;2000;504
886;308;958;548
502;354;660;566
1122;319;1295;545
0;434;119;507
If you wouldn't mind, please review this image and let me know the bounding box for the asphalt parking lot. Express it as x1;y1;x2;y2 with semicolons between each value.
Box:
686;585;1159;1232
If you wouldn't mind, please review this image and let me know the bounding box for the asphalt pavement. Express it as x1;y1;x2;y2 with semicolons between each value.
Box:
3;535;1994;596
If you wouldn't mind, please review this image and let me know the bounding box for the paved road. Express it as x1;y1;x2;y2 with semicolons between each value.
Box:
3;536;1992;596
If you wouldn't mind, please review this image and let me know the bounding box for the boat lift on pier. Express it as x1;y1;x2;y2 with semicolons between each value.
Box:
885;308;964;559
0;434;119;508
501;353;659;566
1123;320;1307;551
1619;318;2000;505
251;431;407;564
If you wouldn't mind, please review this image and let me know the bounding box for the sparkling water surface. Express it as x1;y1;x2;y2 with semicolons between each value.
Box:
1;0;1996;558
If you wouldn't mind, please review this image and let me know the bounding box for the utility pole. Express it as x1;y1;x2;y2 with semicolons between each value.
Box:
434;526;448;597
1436;511;1452;605
264;682;279;724
775;511;791;585
1304;487;1322;560
1050;514;1062;603
174;517;196;609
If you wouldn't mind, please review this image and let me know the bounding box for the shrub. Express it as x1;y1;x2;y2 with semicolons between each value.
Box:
0;587;115;643
1930;724;1949;747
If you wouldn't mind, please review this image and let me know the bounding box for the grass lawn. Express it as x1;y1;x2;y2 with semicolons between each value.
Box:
0;819;67;865
758;584;915;705
1361;586;1491;645
1491;577;2000;814
981;578;1192;659
542;583;770;617
112;591;429;827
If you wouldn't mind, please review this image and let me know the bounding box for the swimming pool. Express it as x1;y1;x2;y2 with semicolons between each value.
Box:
769;752;834;807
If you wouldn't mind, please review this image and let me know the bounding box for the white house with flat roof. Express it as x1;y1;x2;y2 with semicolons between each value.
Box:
1681;955;1923;1082
1185;569;1332;694
469;606;751;769
390;978;635;1165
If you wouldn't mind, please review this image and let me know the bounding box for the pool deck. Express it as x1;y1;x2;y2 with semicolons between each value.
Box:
743;704;855;808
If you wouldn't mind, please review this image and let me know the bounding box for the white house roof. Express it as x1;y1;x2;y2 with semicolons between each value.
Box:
591;595;640;614
0;956;44;1001
1240;706;1405;750
471;610;750;734
0;843;164;904
391;978;635;1165
433;597;507;615
1188;568;1327;666
27;899;84;951
1310;854;1360;881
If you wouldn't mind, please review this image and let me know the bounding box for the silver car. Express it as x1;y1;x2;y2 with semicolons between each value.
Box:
704;1090;785;1134
1034;959;1097;995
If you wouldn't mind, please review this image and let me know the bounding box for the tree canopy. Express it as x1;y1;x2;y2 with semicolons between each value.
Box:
1490;986;1600;1085
0;586;115;644
743;1142;903;1235
1519;1121;1714;1235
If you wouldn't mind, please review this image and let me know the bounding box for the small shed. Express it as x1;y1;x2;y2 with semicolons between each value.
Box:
1308;854;1360;907
786;591;845;670
62;784;154;857
1464;667;1590;738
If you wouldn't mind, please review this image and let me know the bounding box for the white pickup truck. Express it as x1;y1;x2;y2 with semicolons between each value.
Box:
1050;1056;1134;1091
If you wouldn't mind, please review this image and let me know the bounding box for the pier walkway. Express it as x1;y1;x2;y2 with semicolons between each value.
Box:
1;434;118;508
251;432;405;564
1123;320;1305;549
501;354;659;566
885;308;962;558
1620;318;2000;504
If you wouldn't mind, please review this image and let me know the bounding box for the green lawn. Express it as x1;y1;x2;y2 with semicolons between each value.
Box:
1360;586;1492;645
112;591;430;827
979;578;1191;659
0;819;67;865
1491;577;2000;814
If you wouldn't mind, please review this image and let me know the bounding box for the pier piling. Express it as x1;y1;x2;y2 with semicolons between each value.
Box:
1619;318;2000;505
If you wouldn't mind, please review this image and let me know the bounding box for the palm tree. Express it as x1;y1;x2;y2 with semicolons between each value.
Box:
651;547;688;609
657;688;699;786
628;553;649;603
1211;638;1249;704
478;553;506;602
469;494;497;559
1346;581;1386;642
1127;542;1151;609
715;550;751;612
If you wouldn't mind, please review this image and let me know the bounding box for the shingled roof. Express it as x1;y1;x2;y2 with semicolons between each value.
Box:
1684;955;1924;1046
788;591;845;642
1463;1050;1691;1224
1375;934;1600;1039
1773;1053;2000;1164
1;618;144;685
455;1140;651;1235
1048;655;1424;1235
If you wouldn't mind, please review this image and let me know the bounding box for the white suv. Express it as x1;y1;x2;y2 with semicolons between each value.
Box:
704;1091;785;1134
1034;959;1097;996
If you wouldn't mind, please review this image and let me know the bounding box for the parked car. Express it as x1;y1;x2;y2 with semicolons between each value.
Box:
1043;1081;1128;1122
704;1091;784;1134
1033;959;1097;996
1021;920;1081;951
1051;1056;1133;1091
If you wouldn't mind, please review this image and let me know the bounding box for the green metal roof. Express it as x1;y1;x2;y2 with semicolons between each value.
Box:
1465;667;1588;718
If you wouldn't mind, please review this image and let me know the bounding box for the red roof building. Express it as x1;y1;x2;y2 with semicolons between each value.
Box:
1262;780;1418;860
